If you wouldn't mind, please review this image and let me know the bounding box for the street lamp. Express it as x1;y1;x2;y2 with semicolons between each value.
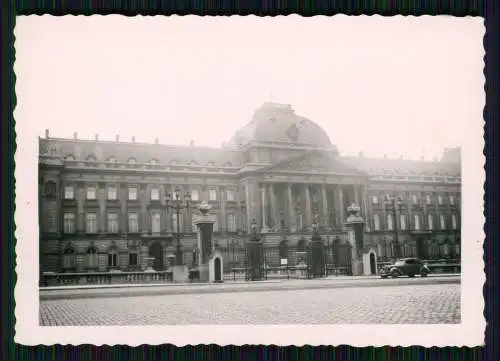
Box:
166;186;191;266
383;194;403;259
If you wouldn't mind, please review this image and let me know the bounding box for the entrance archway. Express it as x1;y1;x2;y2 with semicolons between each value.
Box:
148;242;164;271
369;252;376;275
214;257;222;282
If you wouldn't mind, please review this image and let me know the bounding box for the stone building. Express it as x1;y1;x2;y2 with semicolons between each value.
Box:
38;102;461;275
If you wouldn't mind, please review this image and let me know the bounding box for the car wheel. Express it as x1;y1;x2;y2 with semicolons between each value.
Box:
421;271;428;277
381;275;388;279
391;270;399;278
408;273;415;278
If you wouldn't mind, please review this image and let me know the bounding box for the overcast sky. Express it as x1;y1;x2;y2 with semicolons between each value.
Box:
15;15;484;160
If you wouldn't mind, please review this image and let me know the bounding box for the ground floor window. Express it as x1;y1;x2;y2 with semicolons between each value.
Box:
62;247;75;269
108;250;118;267
129;253;138;266
87;247;98;268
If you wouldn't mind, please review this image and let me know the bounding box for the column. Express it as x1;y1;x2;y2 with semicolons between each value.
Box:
165;185;172;233
321;184;328;228
361;185;369;231
287;184;296;232
140;185;148;234
76;182;85;233
184;185;193;233
336;185;345;226
260;185;267;231
98;183;106;234
270;183;279;230
304;184;312;229
244;179;261;231
120;184;127;234
353;185;360;206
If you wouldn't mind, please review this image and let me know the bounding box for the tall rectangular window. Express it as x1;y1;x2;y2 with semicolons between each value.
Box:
387;214;394;230
428;214;434;230
86;186;97;200
151;187;160;201
172;213;183;233
372;196;379;205
209;189;217;201
151;211;161;233
63;212;75;233
227;214;236;232
449;195;455;205
108;252;117;267
373;214;380;231
440;214;446;230
400;214;406;230
213;217;219;232
411;194;418;205
426;194;431;205
414;214;420;230
86;213;98;233
107;213;119;233
128;213;139;233
226;190;234;201
438;195;443;205
108;186;118;200
191;189;199;201
452;214;458;230
129;253;138;266
128;187;138;200
64;186;74;200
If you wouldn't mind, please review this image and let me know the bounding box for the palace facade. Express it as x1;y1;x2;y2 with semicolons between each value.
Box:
39;102;461;275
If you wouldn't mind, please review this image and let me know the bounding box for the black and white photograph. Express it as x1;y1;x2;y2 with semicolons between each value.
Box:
14;15;484;346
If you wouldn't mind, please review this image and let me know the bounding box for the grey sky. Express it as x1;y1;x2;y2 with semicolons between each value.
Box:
15;15;484;160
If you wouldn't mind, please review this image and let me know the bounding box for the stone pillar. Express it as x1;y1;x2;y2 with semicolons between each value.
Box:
353;186;360;206
140;185;148;234
98;184;106;234
361;185;369;231
120;184;127;234
336;185;345;227
270;183;279;230
219;186;226;233
321;184;328;228
304;184;312;230
287;184;296;232
244;179;261;231
260;185;267;231
76;182;85;233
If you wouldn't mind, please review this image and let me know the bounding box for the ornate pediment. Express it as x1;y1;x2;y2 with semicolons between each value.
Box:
266;151;364;175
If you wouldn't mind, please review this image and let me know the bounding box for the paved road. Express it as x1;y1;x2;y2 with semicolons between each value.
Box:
40;282;460;325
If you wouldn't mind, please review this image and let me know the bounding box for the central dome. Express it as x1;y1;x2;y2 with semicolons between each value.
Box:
228;103;333;148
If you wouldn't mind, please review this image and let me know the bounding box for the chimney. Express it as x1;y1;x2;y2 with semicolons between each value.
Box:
155;137;159;145
45;129;49;139
116;134;120;142
73;132;77;140
95;134;99;141
132;136;135;143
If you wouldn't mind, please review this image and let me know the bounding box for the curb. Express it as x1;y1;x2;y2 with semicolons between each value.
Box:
40;277;460;301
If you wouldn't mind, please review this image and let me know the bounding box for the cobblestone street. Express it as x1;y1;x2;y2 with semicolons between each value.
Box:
40;283;460;325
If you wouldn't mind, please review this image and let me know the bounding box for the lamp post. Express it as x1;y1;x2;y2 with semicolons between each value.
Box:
166;186;191;266
309;214;325;278
246;218;263;281
383;194;403;260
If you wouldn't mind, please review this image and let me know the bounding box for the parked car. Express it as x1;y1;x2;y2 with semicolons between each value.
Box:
380;258;430;278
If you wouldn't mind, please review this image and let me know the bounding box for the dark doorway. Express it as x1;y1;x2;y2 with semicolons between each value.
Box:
370;253;376;275
149;242;164;271
214;257;222;282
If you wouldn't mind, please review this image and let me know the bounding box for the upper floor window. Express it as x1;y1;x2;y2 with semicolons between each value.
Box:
63;212;75;233
438;195;443;205
151;211;161;233
191;189;199;201
449;195;455;205
440;214;446;230
452;214;458;230
428;214;434;230
128;213;139;233
208;189;217;201
400;214;406;230
414;214;421;230
108;186;118;200
386;214;394;230
226;189;235;201
426;194;432;205
44;181;57;197
86;213;98;233
64;186;74;200
86;186;97;200
151;187;160;201
128;187;138;201
227;214;236;232
373;214;380;231
107;213;119;233
411;194;418;205
372;196;379;205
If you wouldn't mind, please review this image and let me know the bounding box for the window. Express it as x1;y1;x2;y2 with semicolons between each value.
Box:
414;214;421;230
172;213;183;233
438;195;443;205
86;213;98;233
128;187;138;201
86;186;97;200
387;214;394;230
108;250;117;267
151;211;161;233
108;186;118;200
452;214;458;230
87;247;98;268
227;214;236;232
62;247;75;268
64;186;74;200
209;189;217;201
151;187;160;201
107;213;119;233
426;194;431;205
449;195;455;205
372;196;379;205
411;194;418;205
428;214;434;230
226;189;234;201
440;214;446;230
44;181;56;197
128;213;139;233
373;214;380;231
400;214;406;230
63;213;75;233
191;189;199;201
129;253;138;266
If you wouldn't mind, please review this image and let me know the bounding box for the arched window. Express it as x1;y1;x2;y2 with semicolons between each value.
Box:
62;245;75;269
44;181;57;198
64;154;76;161
87;246;98;268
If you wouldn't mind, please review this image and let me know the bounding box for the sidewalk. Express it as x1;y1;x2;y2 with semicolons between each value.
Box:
39;274;460;300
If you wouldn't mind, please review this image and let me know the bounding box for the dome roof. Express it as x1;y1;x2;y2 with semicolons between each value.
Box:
228;103;333;148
